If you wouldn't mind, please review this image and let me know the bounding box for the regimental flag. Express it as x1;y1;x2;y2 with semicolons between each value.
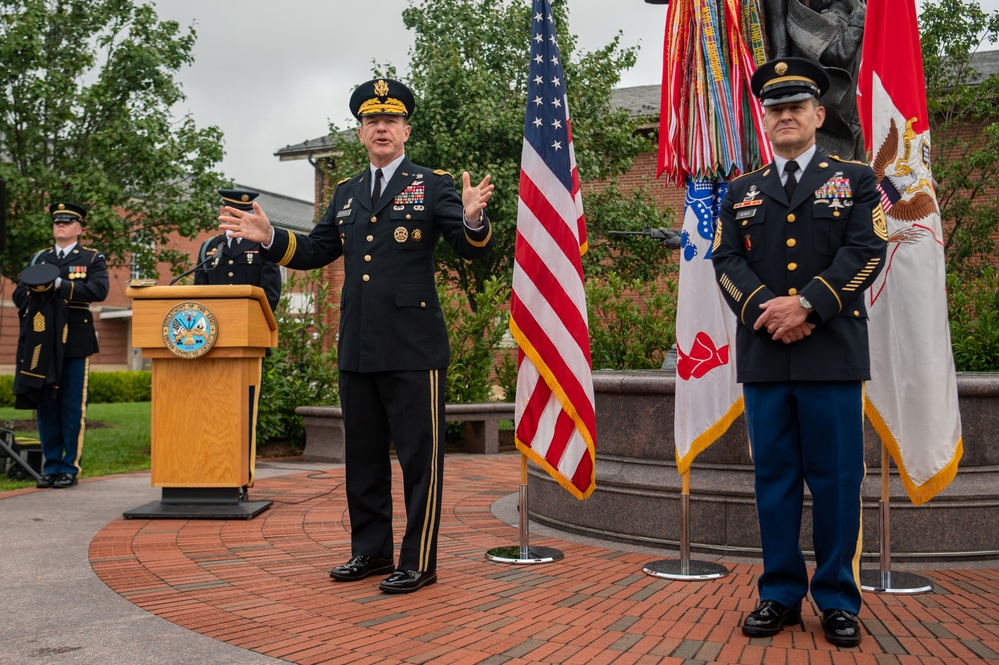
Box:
674;178;743;473
510;0;596;499
857;0;962;505
658;0;771;472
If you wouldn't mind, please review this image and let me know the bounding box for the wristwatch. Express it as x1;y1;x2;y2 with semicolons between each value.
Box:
798;295;814;312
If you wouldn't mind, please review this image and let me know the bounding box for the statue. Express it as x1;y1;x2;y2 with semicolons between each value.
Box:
765;0;867;160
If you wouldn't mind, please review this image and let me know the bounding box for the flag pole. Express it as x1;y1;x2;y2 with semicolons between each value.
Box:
485;453;564;564
642;469;728;581
860;445;933;594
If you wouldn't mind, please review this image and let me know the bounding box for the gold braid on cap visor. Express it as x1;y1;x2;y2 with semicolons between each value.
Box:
358;97;408;116
762;75;819;92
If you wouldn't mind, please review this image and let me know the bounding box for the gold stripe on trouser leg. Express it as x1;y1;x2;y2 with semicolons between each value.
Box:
419;369;440;572
72;357;91;473
851;387;866;595
248;358;263;486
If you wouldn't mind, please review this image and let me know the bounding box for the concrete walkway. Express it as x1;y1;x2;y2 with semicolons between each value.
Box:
2;453;998;664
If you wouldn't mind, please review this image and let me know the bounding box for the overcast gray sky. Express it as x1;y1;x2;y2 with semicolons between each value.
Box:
152;0;998;204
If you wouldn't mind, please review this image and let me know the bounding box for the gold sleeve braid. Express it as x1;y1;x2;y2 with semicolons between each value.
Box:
815;276;843;312
277;232;298;266
465;224;492;248
843;257;882;292
719;273;743;303
713;218;723;253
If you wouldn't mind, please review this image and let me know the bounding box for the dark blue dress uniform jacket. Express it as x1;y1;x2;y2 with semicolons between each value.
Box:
263;158;493;372
712;154;888;383
194;235;282;314
14;246;110;359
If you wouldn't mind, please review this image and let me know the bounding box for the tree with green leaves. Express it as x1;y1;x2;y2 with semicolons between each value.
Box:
322;0;675;307
920;0;999;274
0;0;226;281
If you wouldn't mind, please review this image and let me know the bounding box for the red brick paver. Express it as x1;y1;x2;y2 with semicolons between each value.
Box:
89;455;999;664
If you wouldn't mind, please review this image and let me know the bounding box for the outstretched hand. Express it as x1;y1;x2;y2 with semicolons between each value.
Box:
462;172;494;224
218;201;273;244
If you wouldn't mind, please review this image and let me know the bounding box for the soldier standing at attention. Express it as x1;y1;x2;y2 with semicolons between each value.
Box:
218;78;494;594
195;188;282;494
14;203;109;489
711;57;887;646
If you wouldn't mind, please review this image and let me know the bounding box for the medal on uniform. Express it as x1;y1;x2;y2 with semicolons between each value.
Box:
394;227;409;243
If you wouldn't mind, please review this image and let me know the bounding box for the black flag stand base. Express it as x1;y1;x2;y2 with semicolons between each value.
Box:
642;470;728;581
860;447;933;594
485;455;564;565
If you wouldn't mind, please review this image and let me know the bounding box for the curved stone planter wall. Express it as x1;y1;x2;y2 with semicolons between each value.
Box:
529;370;999;561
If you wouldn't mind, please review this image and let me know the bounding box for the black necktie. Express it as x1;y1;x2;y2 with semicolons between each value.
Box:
783;160;799;203
372;168;383;203
57;249;65;260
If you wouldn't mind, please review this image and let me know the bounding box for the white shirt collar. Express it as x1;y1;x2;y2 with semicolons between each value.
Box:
55;242;77;255
370;154;406;195
773;144;817;182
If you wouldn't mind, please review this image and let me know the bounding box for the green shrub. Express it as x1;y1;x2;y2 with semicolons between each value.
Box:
257;270;339;447
440;275;511;404
0;375;12;407
88;371;152;403
948;267;999;372
586;271;677;370
0;371;151;406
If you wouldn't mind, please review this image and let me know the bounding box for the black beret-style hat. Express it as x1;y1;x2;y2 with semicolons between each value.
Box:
49;202;88;225
751;57;831;107
348;78;416;120
218;188;260;212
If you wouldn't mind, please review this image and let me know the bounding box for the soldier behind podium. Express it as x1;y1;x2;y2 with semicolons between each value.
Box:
196;188;281;314
13;203;109;489
711;58;887;647
195;188;281;494
218;77;495;593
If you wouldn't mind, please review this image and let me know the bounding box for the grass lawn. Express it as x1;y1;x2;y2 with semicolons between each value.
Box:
0;402;151;492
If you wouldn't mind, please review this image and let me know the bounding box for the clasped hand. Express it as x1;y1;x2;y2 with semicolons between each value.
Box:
754;295;816;344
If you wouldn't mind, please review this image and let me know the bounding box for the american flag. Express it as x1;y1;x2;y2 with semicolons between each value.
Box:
509;0;596;500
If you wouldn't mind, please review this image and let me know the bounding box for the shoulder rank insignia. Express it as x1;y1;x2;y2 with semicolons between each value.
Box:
830;155;867;166
336;177;350;186
433;169;453;179
732;164;768;181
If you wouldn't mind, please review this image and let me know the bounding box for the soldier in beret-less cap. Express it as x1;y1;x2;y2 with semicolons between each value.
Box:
750;56;831;107
193;187;281;498
13;200;109;489
49;201;88;225
348;77;416;119
217;188;260;212
219;75;496;594
712;56;886;648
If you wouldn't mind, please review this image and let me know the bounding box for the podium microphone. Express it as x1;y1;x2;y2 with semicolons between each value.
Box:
169;244;224;285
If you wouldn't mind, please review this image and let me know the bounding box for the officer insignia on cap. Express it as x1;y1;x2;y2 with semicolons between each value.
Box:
775;62;788;76
394;227;409;243
374;79;389;97
241;194;249;202
58;204;66;210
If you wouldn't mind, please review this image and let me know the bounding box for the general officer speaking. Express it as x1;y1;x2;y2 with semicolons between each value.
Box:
217;77;494;594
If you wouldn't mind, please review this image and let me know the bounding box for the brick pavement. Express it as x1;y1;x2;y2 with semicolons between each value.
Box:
89;454;999;664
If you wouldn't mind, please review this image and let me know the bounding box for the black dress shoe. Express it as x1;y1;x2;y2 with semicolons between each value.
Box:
329;555;394;581
741;599;803;637
821;609;862;647
36;475;56;489
379;569;438;594
52;474;78;488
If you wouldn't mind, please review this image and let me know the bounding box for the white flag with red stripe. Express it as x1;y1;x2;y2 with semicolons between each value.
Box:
858;0;962;505
510;0;596;499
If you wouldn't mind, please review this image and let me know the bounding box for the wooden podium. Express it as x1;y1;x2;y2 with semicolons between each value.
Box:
123;285;278;519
